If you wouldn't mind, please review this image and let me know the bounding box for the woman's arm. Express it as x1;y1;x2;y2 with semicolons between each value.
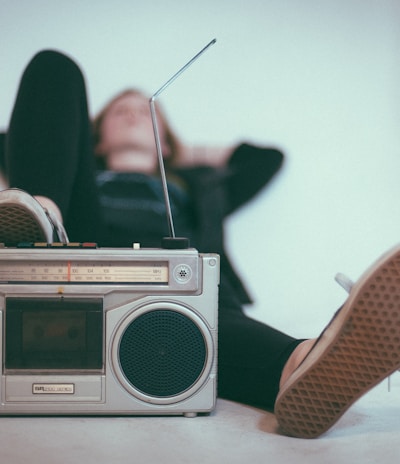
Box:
176;142;284;216
224;143;284;214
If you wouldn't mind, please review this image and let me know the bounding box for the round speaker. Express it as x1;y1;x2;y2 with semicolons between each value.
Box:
111;301;214;405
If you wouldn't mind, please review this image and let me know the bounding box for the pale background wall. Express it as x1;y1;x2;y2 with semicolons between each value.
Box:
1;0;399;338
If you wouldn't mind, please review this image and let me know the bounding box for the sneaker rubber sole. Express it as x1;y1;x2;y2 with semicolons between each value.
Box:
0;188;54;246
274;244;400;438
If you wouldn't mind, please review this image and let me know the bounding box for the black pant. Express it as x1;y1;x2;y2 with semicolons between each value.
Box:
5;50;302;411
6;50;104;244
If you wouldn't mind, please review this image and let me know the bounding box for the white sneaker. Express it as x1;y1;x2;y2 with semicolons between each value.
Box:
0;188;69;246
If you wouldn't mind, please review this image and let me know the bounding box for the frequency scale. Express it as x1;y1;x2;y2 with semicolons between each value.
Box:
0;245;200;289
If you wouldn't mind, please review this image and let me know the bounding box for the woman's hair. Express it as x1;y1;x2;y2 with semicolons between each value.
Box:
92;88;183;170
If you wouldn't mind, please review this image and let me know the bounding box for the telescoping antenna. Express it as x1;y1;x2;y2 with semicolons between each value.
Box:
150;38;217;249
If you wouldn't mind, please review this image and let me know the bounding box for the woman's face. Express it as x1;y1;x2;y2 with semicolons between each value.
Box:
97;92;168;172
99;93;156;153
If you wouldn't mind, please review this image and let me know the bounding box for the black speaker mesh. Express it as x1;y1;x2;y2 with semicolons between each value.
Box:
119;309;207;397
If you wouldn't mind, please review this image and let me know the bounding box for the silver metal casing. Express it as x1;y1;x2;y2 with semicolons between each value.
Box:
0;246;219;417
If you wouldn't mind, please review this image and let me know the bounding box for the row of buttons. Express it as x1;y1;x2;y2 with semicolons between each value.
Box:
16;242;98;249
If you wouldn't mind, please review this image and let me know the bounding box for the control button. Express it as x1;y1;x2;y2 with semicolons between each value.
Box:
33;242;49;248
17;242;34;248
81;242;97;248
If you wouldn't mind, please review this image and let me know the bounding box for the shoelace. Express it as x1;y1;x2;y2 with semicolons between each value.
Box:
335;272;398;391
44;208;69;243
334;273;355;293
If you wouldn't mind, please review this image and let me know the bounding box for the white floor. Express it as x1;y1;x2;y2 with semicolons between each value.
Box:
1;374;400;464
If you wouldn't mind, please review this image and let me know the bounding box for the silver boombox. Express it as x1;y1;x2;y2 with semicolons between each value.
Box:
0;39;220;417
0;245;219;416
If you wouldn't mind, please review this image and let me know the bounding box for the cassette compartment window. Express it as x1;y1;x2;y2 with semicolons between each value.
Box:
5;297;103;371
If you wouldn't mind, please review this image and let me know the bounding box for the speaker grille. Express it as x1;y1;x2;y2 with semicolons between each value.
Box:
119;309;207;397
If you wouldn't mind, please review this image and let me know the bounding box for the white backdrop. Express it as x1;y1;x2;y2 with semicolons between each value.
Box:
1;0;399;338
